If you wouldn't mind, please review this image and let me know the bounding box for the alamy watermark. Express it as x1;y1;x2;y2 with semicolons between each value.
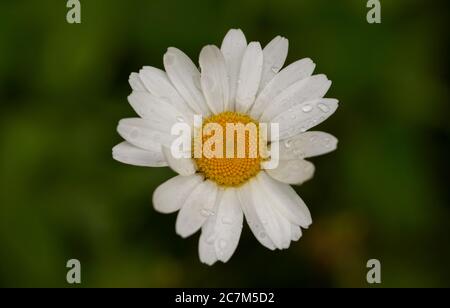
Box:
66;259;81;284
366;0;381;24
366;259;382;284
66;0;81;24
66;1;380;25
170;115;280;169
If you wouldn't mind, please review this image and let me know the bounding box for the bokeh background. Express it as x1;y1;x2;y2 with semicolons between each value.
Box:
1;0;449;287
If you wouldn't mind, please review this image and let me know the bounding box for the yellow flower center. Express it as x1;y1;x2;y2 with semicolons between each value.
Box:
194;112;263;187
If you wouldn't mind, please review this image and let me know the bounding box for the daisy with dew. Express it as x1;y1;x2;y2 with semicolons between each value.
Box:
113;29;338;265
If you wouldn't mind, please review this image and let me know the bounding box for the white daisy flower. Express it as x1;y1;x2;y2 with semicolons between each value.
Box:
113;29;338;265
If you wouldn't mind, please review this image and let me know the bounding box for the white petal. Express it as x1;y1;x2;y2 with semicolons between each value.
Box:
200;188;243;263
128;91;188;124
259;36;289;92
198;190;222;265
261;74;331;122
161;146;196;176
112;141;167;167
257;172;312;228
164;47;211;116
199;45;230;113
265;159;315;185
291;224;302;241
247;177;292;249
117;118;173;150
220;29;247;111
271;98;339;141
199;217;218;266
238;182;276;250
250;58;315;119
128;72;146;92
175;180;218;238
139;66;194;119
235;42;263;113
279;131;338;159
152;174;204;214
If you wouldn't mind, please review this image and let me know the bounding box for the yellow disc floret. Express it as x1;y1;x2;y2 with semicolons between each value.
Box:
194;112;263;187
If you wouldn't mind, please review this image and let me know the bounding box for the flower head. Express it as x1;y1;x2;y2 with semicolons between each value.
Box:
113;29;338;265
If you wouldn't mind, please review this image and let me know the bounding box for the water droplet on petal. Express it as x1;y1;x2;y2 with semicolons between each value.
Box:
200;209;215;217
206;235;215;244
317;103;330;113
259;232;266;239
302;104;313;113
293;149;304;158
219;239;227;249
284;140;292;148
221;217;233;225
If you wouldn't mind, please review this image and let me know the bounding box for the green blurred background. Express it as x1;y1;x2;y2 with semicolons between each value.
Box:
1;0;449;287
